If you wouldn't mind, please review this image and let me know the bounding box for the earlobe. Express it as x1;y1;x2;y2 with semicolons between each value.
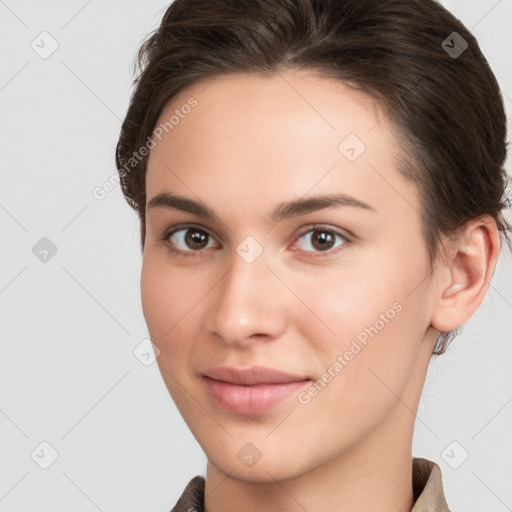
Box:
430;217;501;333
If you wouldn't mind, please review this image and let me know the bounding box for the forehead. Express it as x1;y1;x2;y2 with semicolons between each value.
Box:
145;69;416;220
152;69;389;149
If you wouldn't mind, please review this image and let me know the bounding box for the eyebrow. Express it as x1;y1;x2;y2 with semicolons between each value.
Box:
147;191;376;224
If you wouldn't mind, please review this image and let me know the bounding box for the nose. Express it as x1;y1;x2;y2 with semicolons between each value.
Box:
207;248;289;348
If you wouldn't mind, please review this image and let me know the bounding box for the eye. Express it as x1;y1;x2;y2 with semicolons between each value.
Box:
161;224;219;258
159;223;350;259
292;225;349;256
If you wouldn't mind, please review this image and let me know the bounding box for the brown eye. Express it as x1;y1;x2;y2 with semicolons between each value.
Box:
165;226;218;255
295;226;348;254
183;229;209;250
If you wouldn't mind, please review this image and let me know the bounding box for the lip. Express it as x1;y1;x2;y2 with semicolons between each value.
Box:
202;365;309;385
202;366;311;415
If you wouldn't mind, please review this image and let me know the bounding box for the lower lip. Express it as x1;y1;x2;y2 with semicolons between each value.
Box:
202;377;311;415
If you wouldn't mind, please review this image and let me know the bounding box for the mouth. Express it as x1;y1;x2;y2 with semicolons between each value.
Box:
201;366;312;415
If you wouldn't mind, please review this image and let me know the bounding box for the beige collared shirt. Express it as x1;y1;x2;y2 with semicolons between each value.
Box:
170;457;451;512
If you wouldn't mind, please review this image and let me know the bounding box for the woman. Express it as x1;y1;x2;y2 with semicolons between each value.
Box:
115;0;511;510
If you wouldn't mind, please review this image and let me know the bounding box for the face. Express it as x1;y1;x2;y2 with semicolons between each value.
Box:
141;69;440;482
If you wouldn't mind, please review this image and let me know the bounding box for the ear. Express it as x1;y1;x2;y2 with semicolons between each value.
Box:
430;215;501;333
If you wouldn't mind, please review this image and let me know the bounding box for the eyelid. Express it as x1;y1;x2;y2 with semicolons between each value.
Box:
160;222;352;257
294;223;352;243
161;223;219;239
159;223;221;258
290;223;351;257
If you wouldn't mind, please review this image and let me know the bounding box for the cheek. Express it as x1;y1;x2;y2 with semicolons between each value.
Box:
300;248;429;375
293;263;401;342
140;256;196;404
325;241;428;328
140;255;190;348
140;255;166;336
140;253;216;368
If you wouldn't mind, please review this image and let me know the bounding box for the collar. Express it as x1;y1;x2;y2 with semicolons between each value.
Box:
170;457;450;512
411;457;451;511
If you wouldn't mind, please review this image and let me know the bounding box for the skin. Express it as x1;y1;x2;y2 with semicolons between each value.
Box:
141;68;500;512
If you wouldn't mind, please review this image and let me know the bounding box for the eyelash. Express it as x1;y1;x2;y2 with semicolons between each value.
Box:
158;223;351;259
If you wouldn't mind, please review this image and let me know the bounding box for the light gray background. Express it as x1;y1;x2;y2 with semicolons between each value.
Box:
1;1;511;510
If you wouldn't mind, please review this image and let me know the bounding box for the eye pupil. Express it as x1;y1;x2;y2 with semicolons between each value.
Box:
312;230;335;251
186;229;208;249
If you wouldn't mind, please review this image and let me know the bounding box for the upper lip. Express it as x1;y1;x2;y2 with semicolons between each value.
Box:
202;366;310;386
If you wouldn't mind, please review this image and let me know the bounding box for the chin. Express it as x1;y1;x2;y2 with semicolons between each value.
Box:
204;442;311;483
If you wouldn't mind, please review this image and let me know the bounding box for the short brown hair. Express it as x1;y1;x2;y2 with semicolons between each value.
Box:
115;0;511;354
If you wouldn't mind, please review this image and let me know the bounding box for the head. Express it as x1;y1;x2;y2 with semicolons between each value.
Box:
116;0;510;483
